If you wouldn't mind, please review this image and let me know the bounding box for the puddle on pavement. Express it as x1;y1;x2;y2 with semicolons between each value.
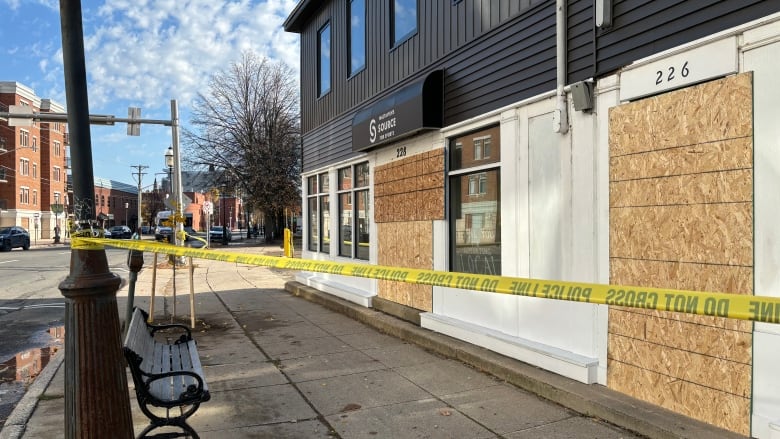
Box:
0;326;64;386
0;326;64;428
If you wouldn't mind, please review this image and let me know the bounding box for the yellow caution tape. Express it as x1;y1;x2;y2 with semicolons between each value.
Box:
73;238;780;324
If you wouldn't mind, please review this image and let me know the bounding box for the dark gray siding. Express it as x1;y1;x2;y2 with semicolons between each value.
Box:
596;0;780;75
300;0;594;172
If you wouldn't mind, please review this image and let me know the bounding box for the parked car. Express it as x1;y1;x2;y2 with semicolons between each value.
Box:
208;226;232;243
109;225;133;239
103;228;112;238
155;225;173;242
140;225;151;235
0;226;30;251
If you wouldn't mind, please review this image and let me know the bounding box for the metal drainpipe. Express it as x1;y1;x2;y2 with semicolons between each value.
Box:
554;0;569;134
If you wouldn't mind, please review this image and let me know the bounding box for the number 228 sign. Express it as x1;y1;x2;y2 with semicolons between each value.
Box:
619;37;738;102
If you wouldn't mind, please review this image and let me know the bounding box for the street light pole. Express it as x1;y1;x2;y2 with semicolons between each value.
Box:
170;101;184;249
57;1;133;437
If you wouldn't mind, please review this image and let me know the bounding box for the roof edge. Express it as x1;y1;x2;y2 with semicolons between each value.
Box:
283;0;319;33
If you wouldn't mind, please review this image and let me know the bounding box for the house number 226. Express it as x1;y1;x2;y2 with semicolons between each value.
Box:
656;61;689;85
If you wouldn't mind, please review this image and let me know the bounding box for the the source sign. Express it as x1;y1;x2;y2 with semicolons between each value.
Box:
351;70;443;152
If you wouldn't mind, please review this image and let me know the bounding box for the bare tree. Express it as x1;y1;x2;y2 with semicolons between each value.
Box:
184;51;301;241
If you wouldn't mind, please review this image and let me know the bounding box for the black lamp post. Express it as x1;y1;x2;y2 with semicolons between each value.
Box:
58;1;133;436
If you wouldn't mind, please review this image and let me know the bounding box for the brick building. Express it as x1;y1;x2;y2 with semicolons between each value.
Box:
0;82;68;239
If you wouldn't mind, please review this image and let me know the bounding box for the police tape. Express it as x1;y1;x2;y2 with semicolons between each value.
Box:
72;237;780;325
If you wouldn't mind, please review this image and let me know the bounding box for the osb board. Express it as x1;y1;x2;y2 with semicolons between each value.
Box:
610;258;752;297
610;203;752;265
610;169;751;208
607;359;750;436
374;190;445;223
609;306;751;339
377;221;433;311
608;73;753;434
610;137;752;183
610;258;753;333
608;73;752;156
375;149;445;223
608;334;750;397
608;308;752;364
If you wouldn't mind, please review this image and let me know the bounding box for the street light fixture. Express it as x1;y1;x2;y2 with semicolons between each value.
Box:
165;146;174;194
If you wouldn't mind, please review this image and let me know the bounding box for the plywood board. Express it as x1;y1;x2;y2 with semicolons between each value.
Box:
610;203;752;265
375;149;445;223
377;221;433;311
608;72;753;435
608;334;750;396
607;360;750;436
610;137;752;182
609;73;752;156
610;169;751;208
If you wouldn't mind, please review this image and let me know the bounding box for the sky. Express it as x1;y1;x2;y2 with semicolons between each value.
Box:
0;0;300;190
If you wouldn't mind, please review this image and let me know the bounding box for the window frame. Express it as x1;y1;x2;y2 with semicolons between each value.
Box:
20;130;29;147
337;162;370;260
317;22;332;97
19;158;29;176
306;173;331;253
448;125;501;275
348;0;366;77
391;0;418;47
19;187;30;205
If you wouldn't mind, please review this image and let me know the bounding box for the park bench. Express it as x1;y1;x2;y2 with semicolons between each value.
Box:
123;307;210;439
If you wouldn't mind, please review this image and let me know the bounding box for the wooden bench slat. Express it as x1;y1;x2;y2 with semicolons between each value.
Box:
171;344;185;399
187;341;207;393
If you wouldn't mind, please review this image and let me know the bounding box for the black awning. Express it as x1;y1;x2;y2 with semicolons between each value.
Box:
352;70;443;152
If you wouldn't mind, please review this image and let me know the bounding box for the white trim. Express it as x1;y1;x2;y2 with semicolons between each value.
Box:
295;271;374;307
421;312;598;384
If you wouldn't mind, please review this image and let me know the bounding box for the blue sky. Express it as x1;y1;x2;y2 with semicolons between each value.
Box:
0;0;299;189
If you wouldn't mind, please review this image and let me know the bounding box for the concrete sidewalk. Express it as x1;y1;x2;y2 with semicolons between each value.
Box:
1;243;745;438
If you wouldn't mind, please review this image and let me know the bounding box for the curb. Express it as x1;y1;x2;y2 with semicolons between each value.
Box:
0;350;64;439
285;280;746;439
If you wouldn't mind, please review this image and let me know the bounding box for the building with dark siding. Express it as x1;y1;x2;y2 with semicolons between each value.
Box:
285;1;780;436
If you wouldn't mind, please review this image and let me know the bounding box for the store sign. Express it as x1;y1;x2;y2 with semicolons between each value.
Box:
620;37;738;102
352;70;443;152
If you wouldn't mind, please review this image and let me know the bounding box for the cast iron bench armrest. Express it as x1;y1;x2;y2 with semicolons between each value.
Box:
147;322;192;340
142;370;209;405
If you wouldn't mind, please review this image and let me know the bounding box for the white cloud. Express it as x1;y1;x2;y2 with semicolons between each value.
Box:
76;0;300;112
1;0;21;10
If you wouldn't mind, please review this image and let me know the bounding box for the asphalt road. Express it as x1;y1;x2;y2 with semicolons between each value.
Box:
0;246;133;363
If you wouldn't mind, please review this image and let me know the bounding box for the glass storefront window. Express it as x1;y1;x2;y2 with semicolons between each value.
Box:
356;189;369;260
308;196;318;251
320;195;330;253
338;162;369;259
449;126;501;275
339;193;352;257
307;173;329;253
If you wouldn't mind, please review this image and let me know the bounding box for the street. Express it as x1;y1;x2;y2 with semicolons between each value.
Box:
0;246;134;362
0;245;140;429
